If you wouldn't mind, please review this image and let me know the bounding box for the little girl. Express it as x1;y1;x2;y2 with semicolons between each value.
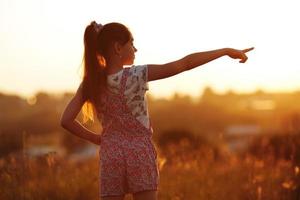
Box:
60;21;254;200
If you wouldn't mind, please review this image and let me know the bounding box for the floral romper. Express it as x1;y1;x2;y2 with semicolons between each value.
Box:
97;67;159;197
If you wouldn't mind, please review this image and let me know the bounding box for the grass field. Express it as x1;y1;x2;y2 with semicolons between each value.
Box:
1;136;300;200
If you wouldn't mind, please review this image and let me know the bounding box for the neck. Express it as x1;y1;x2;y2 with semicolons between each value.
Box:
106;58;124;75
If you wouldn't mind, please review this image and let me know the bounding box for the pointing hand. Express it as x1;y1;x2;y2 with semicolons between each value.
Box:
226;47;255;63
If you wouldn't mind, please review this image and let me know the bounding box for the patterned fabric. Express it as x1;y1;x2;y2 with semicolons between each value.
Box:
97;68;159;197
106;65;150;129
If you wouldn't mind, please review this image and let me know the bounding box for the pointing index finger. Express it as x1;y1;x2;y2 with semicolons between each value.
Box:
242;47;255;53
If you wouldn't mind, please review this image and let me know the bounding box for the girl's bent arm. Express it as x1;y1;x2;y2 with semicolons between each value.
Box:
60;84;101;145
147;47;254;81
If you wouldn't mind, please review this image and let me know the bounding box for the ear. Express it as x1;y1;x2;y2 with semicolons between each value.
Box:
113;41;122;55
96;53;106;66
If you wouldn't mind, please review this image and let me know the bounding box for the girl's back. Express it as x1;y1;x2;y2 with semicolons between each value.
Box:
105;65;150;129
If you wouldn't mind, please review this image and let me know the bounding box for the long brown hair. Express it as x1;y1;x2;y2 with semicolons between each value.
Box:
81;21;132;123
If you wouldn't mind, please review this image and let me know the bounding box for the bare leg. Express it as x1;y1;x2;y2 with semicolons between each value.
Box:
133;190;157;200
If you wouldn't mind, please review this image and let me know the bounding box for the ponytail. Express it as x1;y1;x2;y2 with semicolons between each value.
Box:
81;21;106;123
80;21;132;123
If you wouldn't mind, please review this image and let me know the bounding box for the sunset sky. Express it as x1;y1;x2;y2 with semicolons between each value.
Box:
1;0;299;100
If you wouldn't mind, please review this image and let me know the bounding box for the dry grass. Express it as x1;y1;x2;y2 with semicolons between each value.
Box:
1;144;300;200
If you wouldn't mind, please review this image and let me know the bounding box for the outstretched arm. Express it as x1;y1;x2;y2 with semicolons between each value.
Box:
147;47;254;81
60;84;101;145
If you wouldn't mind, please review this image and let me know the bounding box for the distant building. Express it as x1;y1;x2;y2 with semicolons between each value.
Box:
25;145;66;158
226;124;262;136
68;145;98;162
225;124;262;152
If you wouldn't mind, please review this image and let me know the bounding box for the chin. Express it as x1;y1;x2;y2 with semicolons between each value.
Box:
124;62;134;66
129;60;135;65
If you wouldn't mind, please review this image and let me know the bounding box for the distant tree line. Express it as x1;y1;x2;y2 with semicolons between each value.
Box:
1;87;300;156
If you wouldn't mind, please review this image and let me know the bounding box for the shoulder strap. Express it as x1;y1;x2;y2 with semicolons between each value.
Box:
119;68;129;95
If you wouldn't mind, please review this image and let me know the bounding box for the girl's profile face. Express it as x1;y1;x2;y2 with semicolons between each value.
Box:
120;37;137;65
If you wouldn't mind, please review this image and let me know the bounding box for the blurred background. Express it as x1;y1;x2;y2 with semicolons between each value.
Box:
1;0;300;199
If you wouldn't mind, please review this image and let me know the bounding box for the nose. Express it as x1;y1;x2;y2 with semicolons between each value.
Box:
134;46;137;52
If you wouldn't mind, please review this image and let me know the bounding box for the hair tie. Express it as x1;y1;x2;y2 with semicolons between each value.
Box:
92;21;103;33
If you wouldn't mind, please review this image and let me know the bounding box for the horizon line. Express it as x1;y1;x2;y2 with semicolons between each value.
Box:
1;86;300;101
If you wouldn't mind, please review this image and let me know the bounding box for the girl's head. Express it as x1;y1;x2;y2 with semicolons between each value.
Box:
81;21;136;122
96;22;137;66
